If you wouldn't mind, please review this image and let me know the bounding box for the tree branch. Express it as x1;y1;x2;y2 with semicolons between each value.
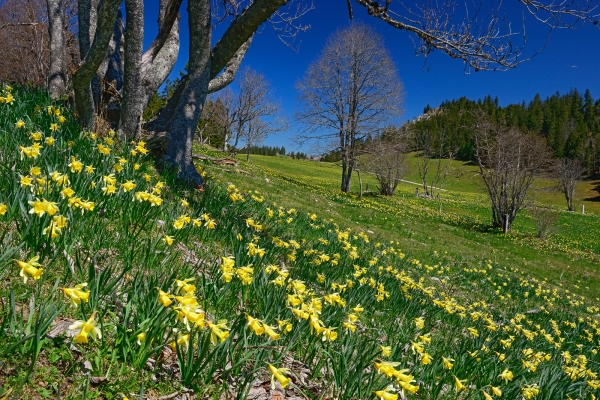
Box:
209;0;288;80
208;34;253;93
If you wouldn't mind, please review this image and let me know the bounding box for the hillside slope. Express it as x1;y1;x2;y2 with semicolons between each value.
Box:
0;87;599;399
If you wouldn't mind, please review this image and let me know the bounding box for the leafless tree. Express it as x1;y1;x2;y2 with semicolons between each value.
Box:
473;112;551;232
296;23;404;193
364;128;409;196
352;0;600;72
0;0;77;88
140;0;309;186
228;67;282;155
557;157;585;211
243;116;287;161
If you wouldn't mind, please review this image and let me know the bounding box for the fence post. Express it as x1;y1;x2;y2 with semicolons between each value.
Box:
503;214;509;234
582;204;585;214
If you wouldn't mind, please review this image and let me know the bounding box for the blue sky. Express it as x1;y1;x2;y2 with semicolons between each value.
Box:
144;1;600;152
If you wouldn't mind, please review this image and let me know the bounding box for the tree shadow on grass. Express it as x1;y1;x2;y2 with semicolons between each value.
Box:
583;181;600;202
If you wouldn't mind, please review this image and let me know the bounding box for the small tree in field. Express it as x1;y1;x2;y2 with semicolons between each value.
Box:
557;157;584;211
296;24;404;193
473;112;550;232
228;68;281;154
365;129;409;196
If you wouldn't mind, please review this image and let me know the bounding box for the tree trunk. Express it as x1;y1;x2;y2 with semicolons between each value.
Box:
73;0;121;129
47;0;66;100
119;0;145;139
161;0;211;186
140;0;180;109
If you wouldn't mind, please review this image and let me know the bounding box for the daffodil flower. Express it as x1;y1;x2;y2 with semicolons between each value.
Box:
157;289;174;307
454;376;467;392
62;283;90;307
247;315;264;335
268;364;291;389
207;320;229;345
380;345;392;357
15;256;43;283
69;312;102;344
374;385;398;400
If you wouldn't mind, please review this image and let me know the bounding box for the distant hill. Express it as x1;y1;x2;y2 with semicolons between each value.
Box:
409;90;600;171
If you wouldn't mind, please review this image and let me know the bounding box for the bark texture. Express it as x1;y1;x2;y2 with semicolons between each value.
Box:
162;0;212;186
73;0;121;128
140;0;180;107
119;0;144;139
47;0;67;99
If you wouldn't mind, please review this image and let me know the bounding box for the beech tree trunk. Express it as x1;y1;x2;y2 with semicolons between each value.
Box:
140;0;181;110
73;0;121;129
47;0;67;100
119;0;144;139
145;0;287;186
161;0;212;186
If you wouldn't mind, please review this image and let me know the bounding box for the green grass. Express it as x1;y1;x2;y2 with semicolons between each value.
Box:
206;152;600;300
2;86;600;400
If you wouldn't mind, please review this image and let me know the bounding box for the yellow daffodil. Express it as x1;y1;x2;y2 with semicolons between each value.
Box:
521;384;539;399
442;356;454;370
164;235;174;245
0;203;7;215
414;317;425;329
454;376;467;392
15;119;25;128
28;198;59;217
374;385;398;400
380;346;392;357
30;131;43;141
136;332;146;345
45;136;55;146
157;289;174;307
19;145;41;159
264;324;280;340
207;320;229;345
268;364;291;389
62;283;90;307
69;312;101;344
171;333;190;351
15;256;44;283
20;175;32;188
499;368;513;382
247;315;264;335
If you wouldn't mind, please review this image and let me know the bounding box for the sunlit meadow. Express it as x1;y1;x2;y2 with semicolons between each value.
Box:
1;86;600;399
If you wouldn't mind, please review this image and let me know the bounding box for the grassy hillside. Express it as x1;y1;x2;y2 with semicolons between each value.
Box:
206;153;600;300
1;86;600;400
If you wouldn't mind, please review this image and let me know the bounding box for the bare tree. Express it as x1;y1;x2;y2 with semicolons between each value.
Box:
142;0;309;186
557;157;585;211
352;0;600;72
0;0;76;88
243;117;286;161
227;67;281;156
364;128;409;196
412;127;456;199
296;23;404;193
473;112;550;232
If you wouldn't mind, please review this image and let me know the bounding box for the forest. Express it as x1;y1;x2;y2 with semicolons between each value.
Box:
413;89;600;171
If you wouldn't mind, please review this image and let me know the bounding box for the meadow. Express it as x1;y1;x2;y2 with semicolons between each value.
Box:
1;86;600;400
